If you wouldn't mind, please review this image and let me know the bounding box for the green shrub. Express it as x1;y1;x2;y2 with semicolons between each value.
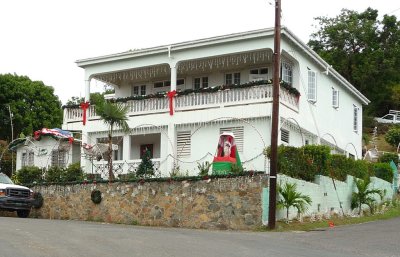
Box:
45;166;65;183
378;152;399;166
64;162;83;182
373;163;394;183
197;161;211;176
14;166;43;185
303;145;331;176
385;127;400;147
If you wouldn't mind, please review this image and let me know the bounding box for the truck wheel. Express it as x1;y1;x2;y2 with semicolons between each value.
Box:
17;210;30;218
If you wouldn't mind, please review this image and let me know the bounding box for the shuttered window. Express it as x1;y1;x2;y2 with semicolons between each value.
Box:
307;70;317;102
51;150;66;168
220;126;244;152
177;131;191;158
281;129;289;144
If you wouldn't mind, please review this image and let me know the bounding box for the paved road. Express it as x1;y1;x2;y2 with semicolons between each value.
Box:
0;217;399;257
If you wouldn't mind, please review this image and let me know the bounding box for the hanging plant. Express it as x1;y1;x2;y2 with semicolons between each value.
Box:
91;189;102;204
32;192;44;209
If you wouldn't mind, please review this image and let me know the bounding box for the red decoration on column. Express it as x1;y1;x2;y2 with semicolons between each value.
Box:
167;90;177;116
80;101;90;125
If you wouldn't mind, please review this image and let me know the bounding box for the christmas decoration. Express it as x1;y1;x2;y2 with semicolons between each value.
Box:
167;90;177;115
91;189;102;204
212;132;242;175
32;192;44;209
136;149;155;177
79;101;90;125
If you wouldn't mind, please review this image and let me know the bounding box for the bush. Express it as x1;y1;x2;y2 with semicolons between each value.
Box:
385;127;400;147
64;162;83;182
14;166;43;185
378;152;399;166
45;166;65;183
373;163;394;183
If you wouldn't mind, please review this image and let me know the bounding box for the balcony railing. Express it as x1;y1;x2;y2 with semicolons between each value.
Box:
63;84;298;123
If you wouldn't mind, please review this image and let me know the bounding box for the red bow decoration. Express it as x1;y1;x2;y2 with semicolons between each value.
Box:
80;101;90;125
167;90;177;116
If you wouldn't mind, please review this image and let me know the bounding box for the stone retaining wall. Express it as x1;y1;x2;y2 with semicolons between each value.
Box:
30;175;268;230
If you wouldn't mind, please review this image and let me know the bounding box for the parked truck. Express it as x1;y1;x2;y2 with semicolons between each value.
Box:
0;173;34;218
375;110;400;124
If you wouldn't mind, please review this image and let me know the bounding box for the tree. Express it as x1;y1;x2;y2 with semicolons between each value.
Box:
308;8;400;115
277;182;312;220
351;176;383;215
96;101;130;181
136;149;154;178
385;127;400;147
65;92;105;107
0;74;63;141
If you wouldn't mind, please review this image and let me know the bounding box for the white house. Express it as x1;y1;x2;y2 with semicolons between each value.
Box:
62;27;369;178
13;135;81;171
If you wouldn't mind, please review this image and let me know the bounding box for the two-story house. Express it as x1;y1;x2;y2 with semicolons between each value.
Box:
62;27;369;178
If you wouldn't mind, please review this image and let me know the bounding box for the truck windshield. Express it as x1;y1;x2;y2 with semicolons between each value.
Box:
0;173;14;184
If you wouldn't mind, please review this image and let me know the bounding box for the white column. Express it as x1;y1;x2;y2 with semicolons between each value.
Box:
122;135;130;162
170;64;177;91
85;79;91;102
166;123;176;176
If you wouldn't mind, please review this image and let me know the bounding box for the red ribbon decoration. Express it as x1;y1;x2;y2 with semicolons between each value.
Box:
167;90;177;116
80;101;90;125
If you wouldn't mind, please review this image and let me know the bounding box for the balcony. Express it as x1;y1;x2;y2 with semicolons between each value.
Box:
63;83;299;124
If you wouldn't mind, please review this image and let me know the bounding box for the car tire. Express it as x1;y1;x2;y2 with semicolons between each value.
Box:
17;210;30;218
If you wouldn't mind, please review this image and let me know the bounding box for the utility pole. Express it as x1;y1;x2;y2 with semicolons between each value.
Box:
8;105;14;176
268;0;281;230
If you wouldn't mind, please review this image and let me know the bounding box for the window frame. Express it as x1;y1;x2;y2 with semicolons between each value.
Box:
281;61;293;84
307;70;317;103
353;105;359;133
332;87;339;108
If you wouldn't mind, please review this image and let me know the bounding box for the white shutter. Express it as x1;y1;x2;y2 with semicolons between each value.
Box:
307;70;317;102
177;131;191;158
281;129;290;144
220;127;244;152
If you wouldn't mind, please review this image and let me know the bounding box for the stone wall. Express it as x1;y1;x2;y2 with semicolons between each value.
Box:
31;175;268;230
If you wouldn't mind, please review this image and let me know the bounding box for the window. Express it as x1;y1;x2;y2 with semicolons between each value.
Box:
194;77;208;89
154;79;184;88
177;79;185;86
332;88;339;108
131;85;146;96
21;151;34;167
177;131;191;158
307;70;317;102
250;67;268;75
281;129;290;144
51;150;66;168
225;73;240;85
154;82;164;88
220;127;244;152
281;61;293;84
140;85;146;96
353;105;359;133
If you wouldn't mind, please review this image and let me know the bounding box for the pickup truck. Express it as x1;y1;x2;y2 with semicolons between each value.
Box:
0;173;34;218
375;110;400;124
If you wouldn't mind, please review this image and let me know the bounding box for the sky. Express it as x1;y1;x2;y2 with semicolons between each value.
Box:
1;0;399;104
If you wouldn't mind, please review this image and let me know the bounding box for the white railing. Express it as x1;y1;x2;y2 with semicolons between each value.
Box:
64;84;298;123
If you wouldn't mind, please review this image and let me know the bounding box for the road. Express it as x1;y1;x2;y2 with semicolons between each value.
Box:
0;217;399;257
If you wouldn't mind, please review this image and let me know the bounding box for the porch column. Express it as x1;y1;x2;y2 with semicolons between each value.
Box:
122;135;130;162
85;79;91;102
166;123;176;175
170;63;177;91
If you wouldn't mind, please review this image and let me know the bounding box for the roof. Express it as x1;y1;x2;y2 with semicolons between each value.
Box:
76;27;369;105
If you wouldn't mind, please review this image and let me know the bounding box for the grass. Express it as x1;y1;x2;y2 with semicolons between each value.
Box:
258;200;400;232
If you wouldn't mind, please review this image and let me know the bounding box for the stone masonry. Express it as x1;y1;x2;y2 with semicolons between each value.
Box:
30;175;268;230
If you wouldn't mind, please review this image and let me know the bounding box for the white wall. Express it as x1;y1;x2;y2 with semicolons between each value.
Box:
276;174;394;220
15;137;79;171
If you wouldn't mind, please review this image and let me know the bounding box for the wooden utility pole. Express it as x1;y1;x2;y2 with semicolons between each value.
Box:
268;0;281;230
